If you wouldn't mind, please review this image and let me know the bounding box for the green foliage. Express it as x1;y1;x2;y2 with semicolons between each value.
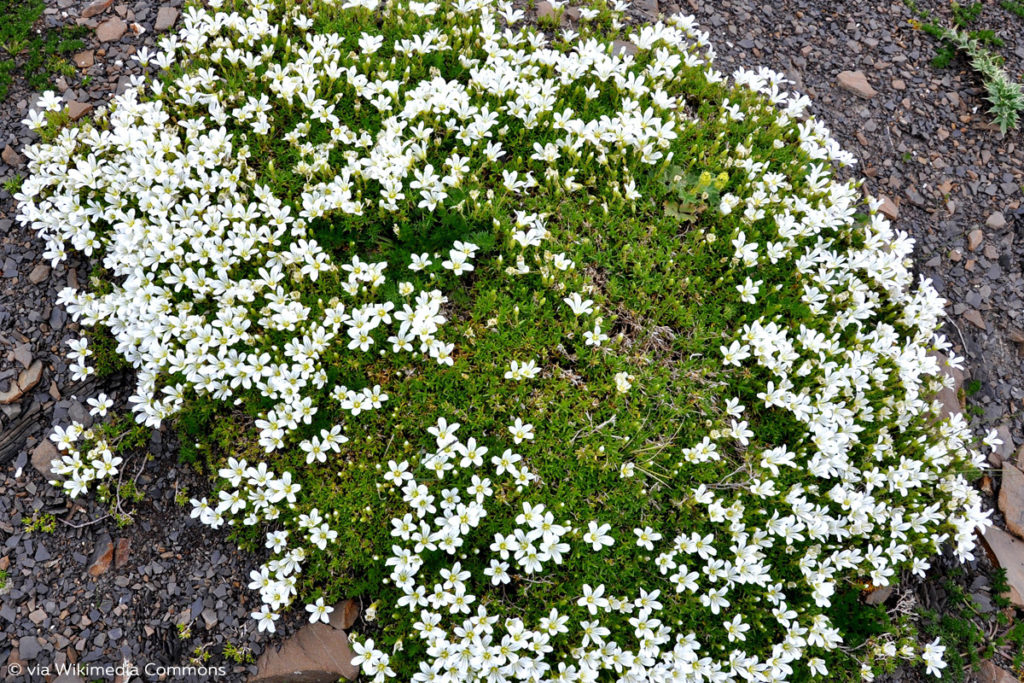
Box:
22;512;57;534
2;174;23;194
826;587;891;647
916;567;1024;681
0;569;8;590
85;326;131;378
0;0;43;54
951;1;983;28
1002;0;1024;19
174;485;190;507
0;0;87;100
222;640;256;664
912;5;1024;132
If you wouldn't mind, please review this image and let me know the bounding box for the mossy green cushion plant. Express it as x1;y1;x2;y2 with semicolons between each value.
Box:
16;0;995;679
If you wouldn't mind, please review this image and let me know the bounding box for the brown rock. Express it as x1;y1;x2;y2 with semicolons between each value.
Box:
154;6;179;32
114;538;131;568
28;263;50;284
963;309;987;330
81;0;113;18
87;535;114;577
67;101;93;122
878;196;898;221
31;440;60;478
977;661;1017;683
2;144;25;167
72;50;95;68
949;249;962;262
968;228;984;251
981;474;994;495
536;0;556;18
891;78;906;91
0;381;20;404
981;526;1024;607
1;360;46;403
18;360;43;393
329;599;360;631
252;619;358;683
96;17;127;42
837;70;876;99
1000;464;1024;539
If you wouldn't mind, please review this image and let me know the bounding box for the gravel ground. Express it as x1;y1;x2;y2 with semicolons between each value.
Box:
0;0;1022;681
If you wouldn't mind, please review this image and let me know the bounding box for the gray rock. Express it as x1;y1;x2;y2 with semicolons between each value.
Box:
19;636;43;660
154;6;178;31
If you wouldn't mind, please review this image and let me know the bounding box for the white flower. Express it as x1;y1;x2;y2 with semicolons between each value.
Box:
583;521;615;551
562;292;595;316
507;418;534;443
252;606;279;633
305;597;334;624
86;393;113;417
633;526;662;551
921;638;946;678
577;583;609;615
504;359;540;381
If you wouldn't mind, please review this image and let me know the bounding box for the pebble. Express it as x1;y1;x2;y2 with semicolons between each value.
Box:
967;228;984;251
27;264;50;284
81;0;113;18
95;17;127;42
986;211;1007;230
878;195;898;220
837;70;877;98
86;535;114;577
67;101;93;121
2;144;26;167
154;5;178;32
72;50;95;68
963;309;986;330
12;343;33;369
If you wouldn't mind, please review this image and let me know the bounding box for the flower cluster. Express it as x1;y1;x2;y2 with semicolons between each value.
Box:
16;0;994;679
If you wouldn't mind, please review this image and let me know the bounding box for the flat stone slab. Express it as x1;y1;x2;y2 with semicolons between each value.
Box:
251;602;359;683
980;526;1024;608
999;463;1024;538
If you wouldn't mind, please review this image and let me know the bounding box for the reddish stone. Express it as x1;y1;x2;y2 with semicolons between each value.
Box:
87;535;114;577
114;538;131;568
252;618;358;683
81;0;113;18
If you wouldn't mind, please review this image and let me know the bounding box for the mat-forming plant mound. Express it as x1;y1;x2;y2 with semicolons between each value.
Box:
16;0;994;679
